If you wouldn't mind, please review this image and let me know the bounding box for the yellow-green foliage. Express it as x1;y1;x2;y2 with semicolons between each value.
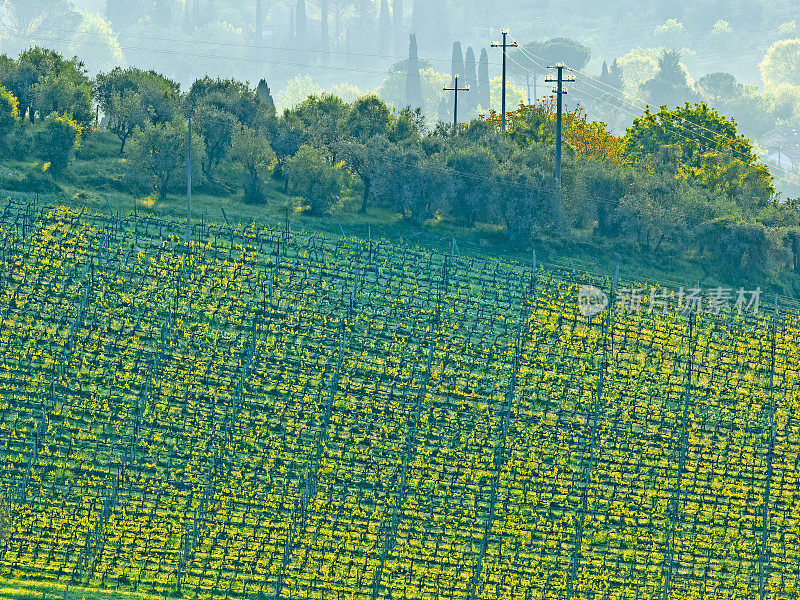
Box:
0;205;798;600
0;85;19;138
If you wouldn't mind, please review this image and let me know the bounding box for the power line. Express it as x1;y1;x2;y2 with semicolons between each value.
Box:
0;23;510;71
520;44;777;166
573;80;800;185
0;28;391;76
514;39;750;142
6;24;797;186
509;38;800;182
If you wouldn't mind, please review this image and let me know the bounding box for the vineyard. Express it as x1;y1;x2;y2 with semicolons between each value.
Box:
0;199;799;600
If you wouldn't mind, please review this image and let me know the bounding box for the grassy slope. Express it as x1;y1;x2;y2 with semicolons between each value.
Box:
0;131;718;295
0;578;158;600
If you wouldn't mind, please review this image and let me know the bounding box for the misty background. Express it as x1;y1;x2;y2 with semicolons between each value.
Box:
3;0;800;190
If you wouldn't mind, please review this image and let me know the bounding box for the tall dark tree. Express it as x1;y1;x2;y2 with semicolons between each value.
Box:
393;0;404;54
357;0;376;52
696;72;741;107
464;46;477;117
257;79;275;110
451;42;464;80
641;50;694;108
406;34;422;110
378;0;391;55
607;58;624;90
478;48;490;111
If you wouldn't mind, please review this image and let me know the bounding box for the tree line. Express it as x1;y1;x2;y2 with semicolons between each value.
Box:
2;45;800;293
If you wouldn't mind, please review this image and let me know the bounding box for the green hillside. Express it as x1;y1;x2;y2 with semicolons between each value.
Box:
0;202;798;599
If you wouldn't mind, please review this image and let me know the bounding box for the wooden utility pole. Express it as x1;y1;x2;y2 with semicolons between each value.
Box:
186;116;192;249
443;75;470;127
490;29;518;132
545;63;575;184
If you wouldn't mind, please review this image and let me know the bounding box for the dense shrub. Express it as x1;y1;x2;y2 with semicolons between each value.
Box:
33;113;81;173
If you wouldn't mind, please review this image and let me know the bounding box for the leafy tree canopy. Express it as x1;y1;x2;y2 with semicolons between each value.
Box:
623;102;773;208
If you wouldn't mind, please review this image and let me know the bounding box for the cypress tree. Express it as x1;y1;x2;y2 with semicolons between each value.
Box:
406;34;423;110
600;60;609;83
378;0;391;55
357;0;376;52
478;48;490;111
393;0;403;54
608;58;624;90
464;47;477;117
451;42;464;80
257;79;275;110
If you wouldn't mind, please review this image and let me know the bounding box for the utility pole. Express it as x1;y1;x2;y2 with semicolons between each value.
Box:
545;63;575;184
443;75;470;128
490;29;517;132
525;73;538;104
186;116;192;249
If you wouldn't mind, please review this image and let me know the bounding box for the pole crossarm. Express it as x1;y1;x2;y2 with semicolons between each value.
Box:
444;75;471;127
490;29;518;132
545;63;576;185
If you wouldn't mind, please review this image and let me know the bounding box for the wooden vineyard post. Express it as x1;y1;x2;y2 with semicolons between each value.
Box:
0;485;9;563
371;341;434;599
663;312;695;600
224;314;259;440
566;267;616;599
19;411;47;505
371;259;448;600
758;306;778;600
467;303;530;600
176;504;205;597
276;306;349;600
84;474;119;581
